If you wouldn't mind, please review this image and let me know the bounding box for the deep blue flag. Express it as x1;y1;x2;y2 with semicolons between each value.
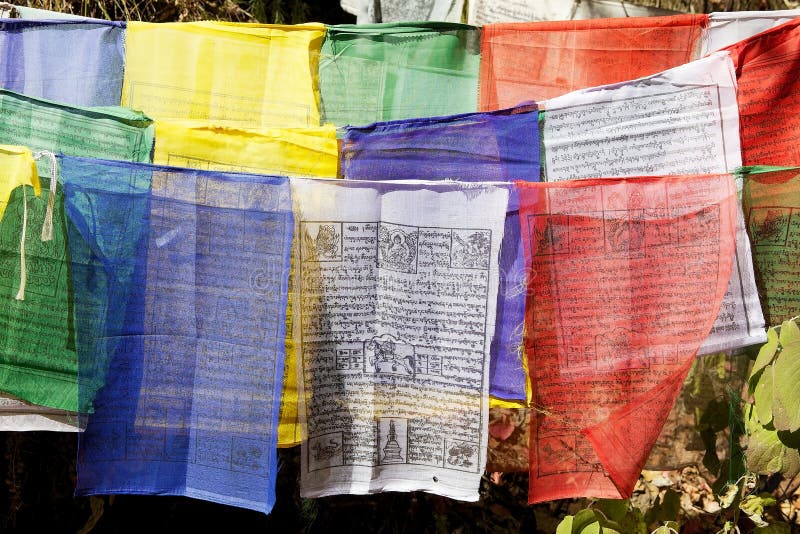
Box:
63;156;293;513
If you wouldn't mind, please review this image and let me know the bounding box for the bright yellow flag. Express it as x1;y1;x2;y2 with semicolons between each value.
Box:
123;22;325;128
154;120;338;177
0;146;39;221
153;120;338;447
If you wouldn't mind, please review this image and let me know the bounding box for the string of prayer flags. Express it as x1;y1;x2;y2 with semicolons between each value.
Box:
741;166;800;326
293;178;508;501
340;104;541;404
66;156;293;513
479;14;707;109
0;91;154;417
123;22;325;128
540;53;766;355
319;23;481;127
0;20;125;106
519;174;737;502
154;121;338;178
700;9;800;55
152;119;338;447
723;18;800;166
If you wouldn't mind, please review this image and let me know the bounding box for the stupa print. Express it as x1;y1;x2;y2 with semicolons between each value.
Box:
382;419;404;464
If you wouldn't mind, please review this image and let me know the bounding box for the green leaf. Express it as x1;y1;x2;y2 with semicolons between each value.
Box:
556;515;573;534
751;328;779;383
779;319;800;347
772;341;800;432
745;407;784;475
740;493;778;527
777;429;800;478
572;509;602;534
754;364;774;425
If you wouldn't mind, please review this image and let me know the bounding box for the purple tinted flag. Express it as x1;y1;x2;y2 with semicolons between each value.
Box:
0;20;125;106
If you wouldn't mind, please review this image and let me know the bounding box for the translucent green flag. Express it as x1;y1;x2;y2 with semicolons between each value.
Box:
0;89;154;412
740;166;800;327
319;23;481;127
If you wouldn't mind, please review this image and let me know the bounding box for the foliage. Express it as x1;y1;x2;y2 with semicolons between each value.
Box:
747;321;800;479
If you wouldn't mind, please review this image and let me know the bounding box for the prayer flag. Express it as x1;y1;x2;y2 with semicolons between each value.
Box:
0;20;125;106
519;174;736;501
67;156;292;513
479;14;706;108
123;22;325;127
319;23;480;126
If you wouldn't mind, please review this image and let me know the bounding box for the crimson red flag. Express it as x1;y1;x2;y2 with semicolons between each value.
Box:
518;175;736;502
724;18;800;166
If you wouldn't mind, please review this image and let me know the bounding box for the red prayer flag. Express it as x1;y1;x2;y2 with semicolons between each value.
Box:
519;175;736;502
479;14;707;110
724;18;800;166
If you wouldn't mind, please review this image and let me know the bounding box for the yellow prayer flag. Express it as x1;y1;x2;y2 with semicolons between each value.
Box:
123;22;325;128
0;146;39;221
153;120;338;178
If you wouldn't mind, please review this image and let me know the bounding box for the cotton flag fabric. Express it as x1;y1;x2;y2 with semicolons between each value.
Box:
0;89;155;169
540;53;766;355
701;9;800;55
340;104;538;183
0;91;154;419
154;121;338;178
66;156;293;513
741;166;800;326
519;174;737;502
153;119;338;447
340;104;540;404
0;20;125;107
0;146;77;425
724;18;800;166
479;14;707;109
123;22;325;128
319;23;481;127
294;178;507;501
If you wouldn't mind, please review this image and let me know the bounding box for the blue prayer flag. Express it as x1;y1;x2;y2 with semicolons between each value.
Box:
63;156;292;513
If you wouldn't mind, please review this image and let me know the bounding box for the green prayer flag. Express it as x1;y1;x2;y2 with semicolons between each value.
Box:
741;166;800;326
0;89;154;411
319;23;481;127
